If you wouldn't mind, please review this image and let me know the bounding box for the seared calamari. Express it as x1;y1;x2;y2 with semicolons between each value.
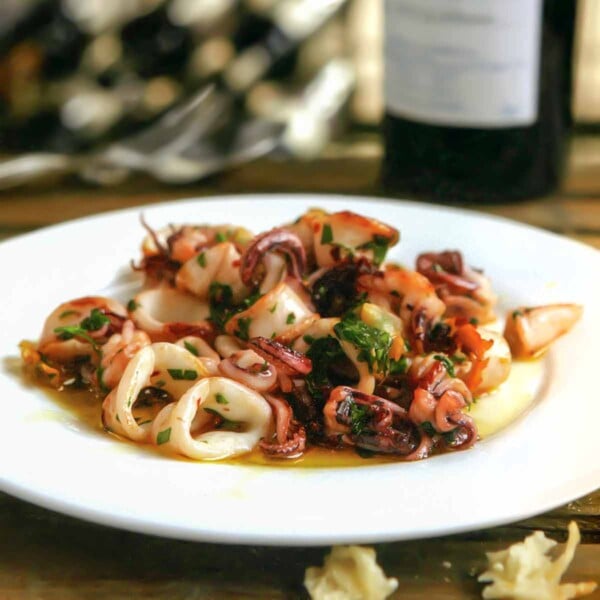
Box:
23;209;582;463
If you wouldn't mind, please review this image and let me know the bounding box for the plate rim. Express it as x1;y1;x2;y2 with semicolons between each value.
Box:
1;192;598;546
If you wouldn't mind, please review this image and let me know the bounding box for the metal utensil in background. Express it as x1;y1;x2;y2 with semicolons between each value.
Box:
148;58;355;183
0;0;350;189
0;84;230;188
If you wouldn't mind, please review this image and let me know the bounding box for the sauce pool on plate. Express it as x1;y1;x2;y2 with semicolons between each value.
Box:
37;356;545;468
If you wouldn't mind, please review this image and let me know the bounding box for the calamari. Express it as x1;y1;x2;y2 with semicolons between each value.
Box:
150;376;272;460
102;343;209;442
504;304;583;359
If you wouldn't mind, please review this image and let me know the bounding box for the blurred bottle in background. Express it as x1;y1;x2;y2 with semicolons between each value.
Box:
382;0;577;203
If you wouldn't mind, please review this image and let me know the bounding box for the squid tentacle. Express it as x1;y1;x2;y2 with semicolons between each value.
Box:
240;228;306;287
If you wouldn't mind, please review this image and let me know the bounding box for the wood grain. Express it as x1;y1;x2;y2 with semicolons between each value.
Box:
1;493;598;600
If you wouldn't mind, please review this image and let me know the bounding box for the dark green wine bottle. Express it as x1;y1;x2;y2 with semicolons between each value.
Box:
382;0;576;203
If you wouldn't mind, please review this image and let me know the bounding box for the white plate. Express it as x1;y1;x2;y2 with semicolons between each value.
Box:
1;194;598;546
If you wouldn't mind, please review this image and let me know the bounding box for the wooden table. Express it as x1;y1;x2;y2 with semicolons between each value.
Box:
1;134;598;599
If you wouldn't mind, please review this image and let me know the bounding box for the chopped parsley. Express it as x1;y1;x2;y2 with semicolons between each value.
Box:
450;354;466;364
58;310;79;319
235;317;252;341
80;308;110;332
333;313;392;375
286;312;296;325
53;308;110;352
357;234;392;266
421;421;437;437
512;310;523;319
215;393;228;405
208;282;234;331
183;341;199;356
208;283;261;334
469;317;479;325
320;224;333;244
442;430;457;445
96;366;109;393
389;355;409;375
203;407;240;430
305;336;345;400
215;232;227;243
303;334;315;345
127;299;138;312
197;252;207;267
157;427;171;445
269;303;277;313
433;354;456;378
167;368;198;381
349;401;370;436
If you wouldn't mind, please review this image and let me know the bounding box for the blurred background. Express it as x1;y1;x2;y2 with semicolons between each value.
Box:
0;0;598;190
0;0;379;180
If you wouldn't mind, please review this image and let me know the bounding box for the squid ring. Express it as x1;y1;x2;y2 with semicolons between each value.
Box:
150;377;272;460
102;343;209;442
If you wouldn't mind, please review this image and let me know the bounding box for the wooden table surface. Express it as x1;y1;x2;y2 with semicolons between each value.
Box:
1;134;599;599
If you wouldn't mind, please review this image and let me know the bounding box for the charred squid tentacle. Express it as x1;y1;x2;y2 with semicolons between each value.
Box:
249;336;312;376
259;394;307;458
240;228;306;287
324;386;420;456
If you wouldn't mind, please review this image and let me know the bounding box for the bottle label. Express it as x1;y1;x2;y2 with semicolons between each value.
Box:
384;0;543;128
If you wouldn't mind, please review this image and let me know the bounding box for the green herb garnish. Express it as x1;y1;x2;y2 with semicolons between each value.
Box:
286;312;296;325
96;366;109;393
333;313;392;374
349;400;370;436
167;369;198;381
215;393;228;405
208;283;261;333
197;252;207;267
58;310;79;319
235;317;252;341
208;282;234;331
53;308;110;352
320;224;333;244
80;308;110;332
389;356;409;375
305;336;345;400
127;299;138;312
157;428;171;445
433;354;456;378
421;421;437;437
184;341;199;356
450;354;466;364
203;407;240;430
357;234;392;266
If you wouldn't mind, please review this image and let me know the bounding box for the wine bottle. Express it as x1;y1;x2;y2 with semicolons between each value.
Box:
382;0;576;203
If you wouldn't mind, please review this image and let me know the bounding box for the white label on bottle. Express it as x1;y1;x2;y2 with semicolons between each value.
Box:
385;0;543;128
